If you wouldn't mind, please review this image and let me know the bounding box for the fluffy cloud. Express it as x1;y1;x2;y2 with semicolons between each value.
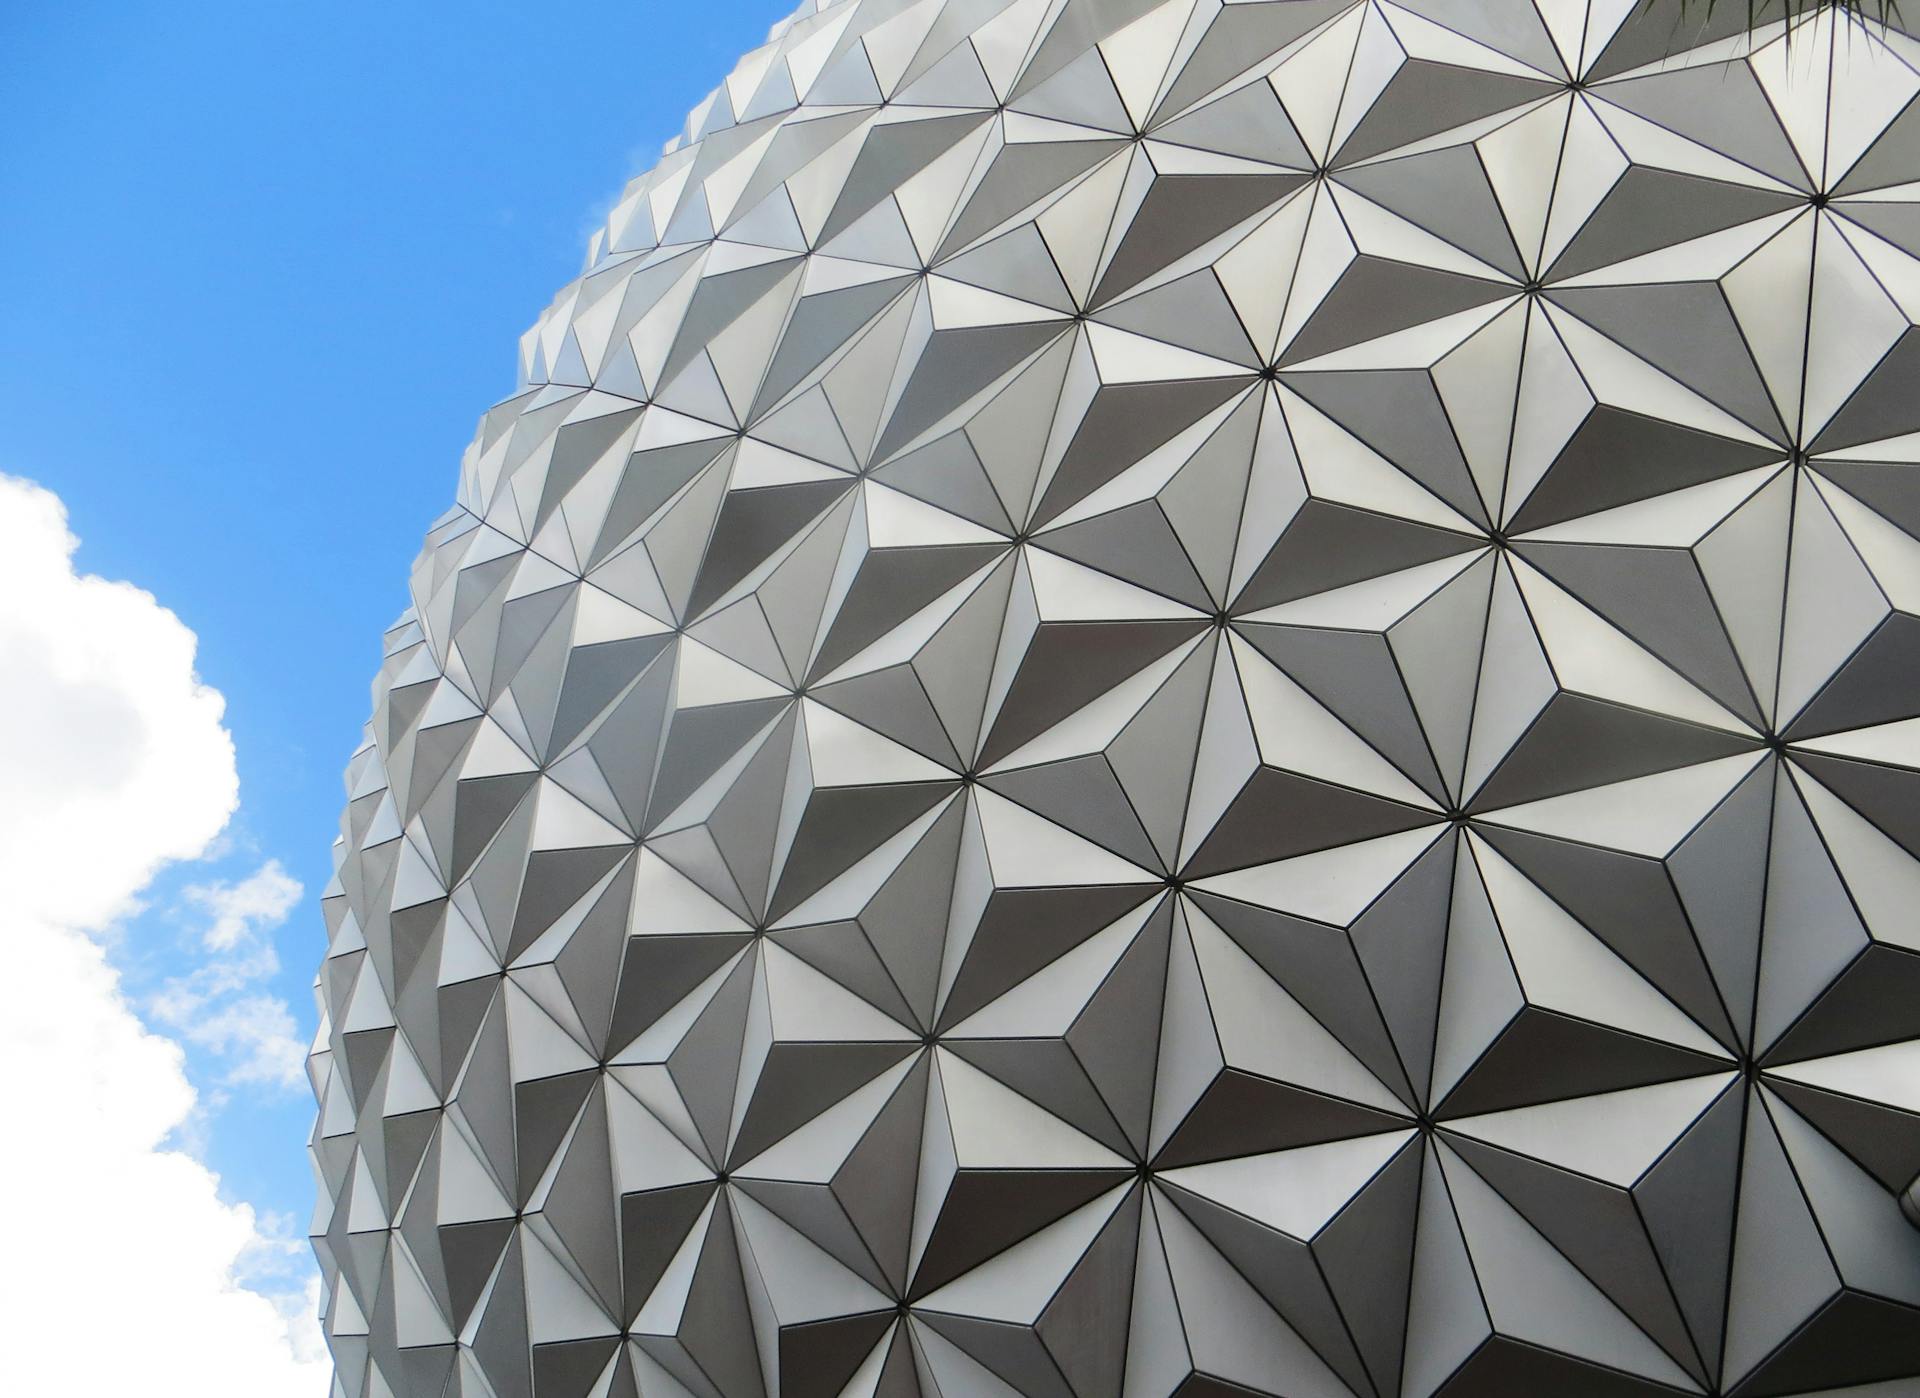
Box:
0;476;330;1396
160;987;312;1093
189;859;305;953
152;860;311;1092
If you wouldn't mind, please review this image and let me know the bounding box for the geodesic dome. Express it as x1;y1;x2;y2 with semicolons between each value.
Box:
313;3;1920;1395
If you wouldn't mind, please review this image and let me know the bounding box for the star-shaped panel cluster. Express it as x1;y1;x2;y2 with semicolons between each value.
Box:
312;2;1920;1395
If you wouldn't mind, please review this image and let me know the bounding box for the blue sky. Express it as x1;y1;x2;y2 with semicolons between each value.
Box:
1;0;791;1274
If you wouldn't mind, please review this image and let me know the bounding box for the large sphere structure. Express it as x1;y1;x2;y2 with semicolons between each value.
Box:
312;3;1920;1395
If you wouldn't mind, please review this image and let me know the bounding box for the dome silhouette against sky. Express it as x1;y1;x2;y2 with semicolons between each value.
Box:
312;2;1920;1394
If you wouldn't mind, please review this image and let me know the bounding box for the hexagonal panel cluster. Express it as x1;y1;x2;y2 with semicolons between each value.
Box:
312;2;1920;1395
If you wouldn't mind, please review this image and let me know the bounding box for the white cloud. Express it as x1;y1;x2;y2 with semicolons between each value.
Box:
171;991;312;1092
150;859;311;1093
189;859;305;952
0;476;331;1397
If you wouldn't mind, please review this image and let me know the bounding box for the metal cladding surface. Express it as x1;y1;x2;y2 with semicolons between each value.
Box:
312;2;1920;1395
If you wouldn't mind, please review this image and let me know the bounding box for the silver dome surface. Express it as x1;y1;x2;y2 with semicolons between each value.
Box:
313;4;1920;1394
